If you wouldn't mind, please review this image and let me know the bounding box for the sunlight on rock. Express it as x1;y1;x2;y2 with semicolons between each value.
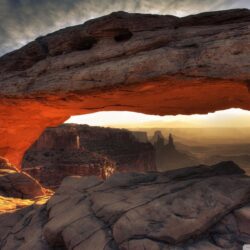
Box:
102;161;116;179
0;196;33;213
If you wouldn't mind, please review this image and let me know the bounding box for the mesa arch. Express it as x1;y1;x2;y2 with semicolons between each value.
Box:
0;9;250;168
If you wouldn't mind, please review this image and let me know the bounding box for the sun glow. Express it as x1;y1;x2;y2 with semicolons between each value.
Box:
65;108;250;128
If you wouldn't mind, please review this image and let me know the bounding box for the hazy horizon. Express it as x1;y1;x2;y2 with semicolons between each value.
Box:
65;108;250;129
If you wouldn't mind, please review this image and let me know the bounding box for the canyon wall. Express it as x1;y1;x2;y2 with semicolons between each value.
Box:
22;124;156;189
0;9;249;167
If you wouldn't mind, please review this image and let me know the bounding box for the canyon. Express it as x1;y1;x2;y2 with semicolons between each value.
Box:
22;124;209;189
22;124;156;189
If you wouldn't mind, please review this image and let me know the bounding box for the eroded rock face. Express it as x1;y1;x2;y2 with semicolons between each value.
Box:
0;9;249;168
0;162;249;249
0;168;46;199
0;156;46;199
22;124;155;189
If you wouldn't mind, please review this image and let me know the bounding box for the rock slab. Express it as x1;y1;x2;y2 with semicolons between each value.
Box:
0;161;250;249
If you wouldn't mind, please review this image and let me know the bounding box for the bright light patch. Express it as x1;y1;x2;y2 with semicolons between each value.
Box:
65;108;250;128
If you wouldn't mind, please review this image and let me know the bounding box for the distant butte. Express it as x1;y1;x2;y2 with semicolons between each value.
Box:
0;9;249;167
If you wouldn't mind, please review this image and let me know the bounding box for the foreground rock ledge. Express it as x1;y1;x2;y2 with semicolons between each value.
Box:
0;9;250;167
0;161;250;249
0;157;46;199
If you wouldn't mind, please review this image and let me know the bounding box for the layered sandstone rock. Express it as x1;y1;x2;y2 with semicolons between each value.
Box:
0;9;249;168
0;162;249;249
22;124;156;189
0;169;46;199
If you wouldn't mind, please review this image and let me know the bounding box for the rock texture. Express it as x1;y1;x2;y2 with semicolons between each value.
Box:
22;124;155;189
0;9;249;168
0;157;46;199
0;161;249;249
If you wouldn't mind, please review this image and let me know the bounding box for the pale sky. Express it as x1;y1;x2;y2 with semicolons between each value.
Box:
65;108;250;128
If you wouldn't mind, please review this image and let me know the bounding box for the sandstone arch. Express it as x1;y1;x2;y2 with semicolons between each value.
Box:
0;9;250;168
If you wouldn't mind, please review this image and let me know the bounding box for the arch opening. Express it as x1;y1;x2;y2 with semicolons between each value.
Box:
18;109;250;189
1;78;250;170
0;10;250;170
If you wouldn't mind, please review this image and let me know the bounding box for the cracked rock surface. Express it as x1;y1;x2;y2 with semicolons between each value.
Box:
0;161;250;250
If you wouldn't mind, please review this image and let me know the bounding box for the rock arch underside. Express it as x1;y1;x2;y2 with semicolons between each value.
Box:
0;9;250;168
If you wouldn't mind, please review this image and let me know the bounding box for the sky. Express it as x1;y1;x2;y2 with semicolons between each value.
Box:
1;0;250;128
65;109;250;128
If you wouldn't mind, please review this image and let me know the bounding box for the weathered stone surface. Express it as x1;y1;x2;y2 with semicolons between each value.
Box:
22;124;156;189
0;9;249;168
0;205;51;250
0;168;46;199
0;162;249;249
